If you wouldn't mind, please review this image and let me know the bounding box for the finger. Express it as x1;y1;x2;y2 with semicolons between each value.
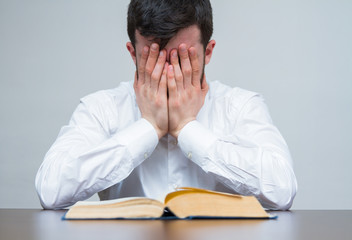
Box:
150;49;166;91
133;71;138;90
179;43;192;88
170;49;184;91
167;64;177;99
145;43;160;87
201;74;209;97
137;46;149;85
158;62;168;98
189;47;201;88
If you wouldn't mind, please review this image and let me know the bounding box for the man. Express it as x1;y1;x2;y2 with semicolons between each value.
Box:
35;0;297;210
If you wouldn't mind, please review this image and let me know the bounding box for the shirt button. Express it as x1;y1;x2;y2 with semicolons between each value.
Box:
187;152;192;159
144;153;148;159
173;140;178;145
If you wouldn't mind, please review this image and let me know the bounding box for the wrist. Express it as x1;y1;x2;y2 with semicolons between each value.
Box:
169;129;181;139
156;128;167;139
142;117;167;139
170;118;196;139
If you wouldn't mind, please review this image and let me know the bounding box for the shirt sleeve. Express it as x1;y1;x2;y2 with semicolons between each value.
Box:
35;97;158;209
177;95;297;210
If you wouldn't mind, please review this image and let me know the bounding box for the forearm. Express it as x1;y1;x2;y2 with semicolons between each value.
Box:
178;121;297;210
35;119;158;209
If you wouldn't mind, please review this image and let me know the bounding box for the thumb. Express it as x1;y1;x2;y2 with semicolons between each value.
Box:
133;71;138;89
201;75;208;90
201;75;209;98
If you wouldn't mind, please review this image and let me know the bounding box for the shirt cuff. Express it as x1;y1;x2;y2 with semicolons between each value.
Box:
114;118;159;168
177;120;218;167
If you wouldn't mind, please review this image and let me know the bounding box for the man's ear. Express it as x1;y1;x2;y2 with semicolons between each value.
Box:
204;40;216;65
126;42;137;65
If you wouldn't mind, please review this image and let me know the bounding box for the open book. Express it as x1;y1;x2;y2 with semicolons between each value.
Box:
63;187;275;220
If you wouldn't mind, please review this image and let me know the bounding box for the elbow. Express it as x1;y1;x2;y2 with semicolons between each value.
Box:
37;186;74;210
36;183;62;210
38;190;63;210
259;151;298;210
39;197;60;210
260;178;298;210
35;174;72;210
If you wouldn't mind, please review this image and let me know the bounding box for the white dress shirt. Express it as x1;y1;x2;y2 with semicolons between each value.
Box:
35;80;297;210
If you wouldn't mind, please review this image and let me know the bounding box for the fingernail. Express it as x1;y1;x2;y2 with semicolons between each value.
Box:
189;47;195;56
180;44;187;52
151;43;158;50
159;50;164;57
143;46;149;53
172;51;177;58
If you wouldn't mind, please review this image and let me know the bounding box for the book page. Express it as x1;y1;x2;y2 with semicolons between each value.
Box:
74;197;151;206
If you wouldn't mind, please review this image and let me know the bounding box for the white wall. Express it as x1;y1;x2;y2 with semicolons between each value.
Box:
0;0;351;209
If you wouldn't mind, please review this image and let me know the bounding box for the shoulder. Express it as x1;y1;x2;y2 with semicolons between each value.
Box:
79;81;135;109
205;81;274;137
208;80;262;113
68;81;135;134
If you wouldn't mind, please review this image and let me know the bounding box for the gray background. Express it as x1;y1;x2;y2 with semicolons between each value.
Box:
0;0;351;209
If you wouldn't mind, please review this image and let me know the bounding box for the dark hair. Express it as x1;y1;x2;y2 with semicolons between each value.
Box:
127;0;213;50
